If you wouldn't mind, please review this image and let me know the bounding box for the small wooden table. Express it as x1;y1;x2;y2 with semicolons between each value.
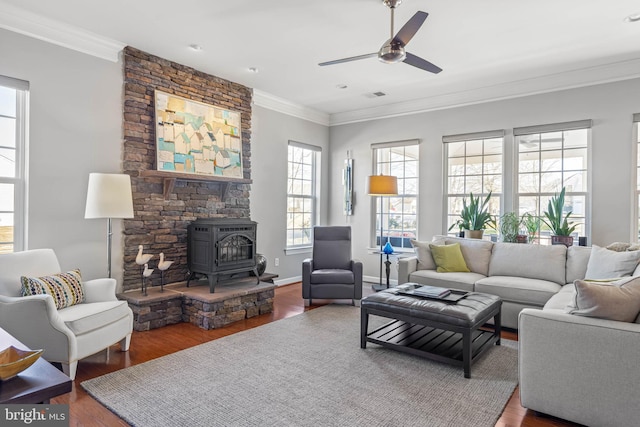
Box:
0;328;72;404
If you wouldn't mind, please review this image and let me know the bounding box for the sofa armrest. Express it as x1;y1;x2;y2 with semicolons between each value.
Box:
398;256;418;284
518;308;640;427
0;294;76;363
83;278;118;303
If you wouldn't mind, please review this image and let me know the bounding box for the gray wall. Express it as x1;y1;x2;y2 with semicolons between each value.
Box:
329;78;640;282
0;29;124;286
251;105;330;284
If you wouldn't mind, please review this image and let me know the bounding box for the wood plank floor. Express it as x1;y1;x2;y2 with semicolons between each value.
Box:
52;283;580;427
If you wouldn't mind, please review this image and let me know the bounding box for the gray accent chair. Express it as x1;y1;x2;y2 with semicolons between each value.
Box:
302;226;363;306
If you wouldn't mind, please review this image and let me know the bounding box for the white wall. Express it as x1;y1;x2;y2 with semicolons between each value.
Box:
329;78;640;282
251;106;330;284
0;29;124;286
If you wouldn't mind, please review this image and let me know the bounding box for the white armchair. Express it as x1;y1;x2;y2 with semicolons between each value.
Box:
0;249;133;380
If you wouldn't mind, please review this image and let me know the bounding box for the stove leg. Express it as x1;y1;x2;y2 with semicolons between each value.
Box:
253;267;260;284
208;274;217;293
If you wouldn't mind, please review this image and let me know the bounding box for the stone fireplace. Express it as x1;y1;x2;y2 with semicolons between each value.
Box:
121;46;253;292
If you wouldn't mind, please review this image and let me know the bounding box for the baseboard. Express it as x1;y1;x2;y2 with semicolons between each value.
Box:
274;276;302;286
364;275;398;287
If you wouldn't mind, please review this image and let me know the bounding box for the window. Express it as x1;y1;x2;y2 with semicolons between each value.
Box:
286;141;320;250
0;76;28;254
515;120;591;245
372;140;419;249
444;131;504;236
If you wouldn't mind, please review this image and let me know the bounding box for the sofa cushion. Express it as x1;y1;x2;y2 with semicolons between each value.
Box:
410;238;444;270
429;243;470;273
21;269;84;309
488;243;567;285
475;276;561;306
434;236;494;276
58;301;132;335
408;270;484;292
584;245;640;280
543;284;576;310
566;246;592;284
565;277;640;322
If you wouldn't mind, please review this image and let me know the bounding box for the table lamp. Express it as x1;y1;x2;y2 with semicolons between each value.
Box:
84;173;134;278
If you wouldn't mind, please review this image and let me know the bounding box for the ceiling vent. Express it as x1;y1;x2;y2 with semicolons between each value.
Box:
365;91;387;98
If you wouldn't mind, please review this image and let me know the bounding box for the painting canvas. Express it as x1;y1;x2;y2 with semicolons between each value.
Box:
154;90;243;178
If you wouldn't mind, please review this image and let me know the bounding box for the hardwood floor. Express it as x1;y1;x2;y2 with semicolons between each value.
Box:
52;283;579;427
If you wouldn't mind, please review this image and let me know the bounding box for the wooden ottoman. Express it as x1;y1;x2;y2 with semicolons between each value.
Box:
361;289;502;378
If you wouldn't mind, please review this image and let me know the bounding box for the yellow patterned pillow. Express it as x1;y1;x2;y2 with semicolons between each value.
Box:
21;269;84;309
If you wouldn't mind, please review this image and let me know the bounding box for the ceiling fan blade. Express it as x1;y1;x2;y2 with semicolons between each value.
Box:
319;53;378;66
403;52;442;74
393;11;428;47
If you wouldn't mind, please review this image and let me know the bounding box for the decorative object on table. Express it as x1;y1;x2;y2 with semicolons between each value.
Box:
0;346;44;381
157;253;174;292
520;212;539;244
343;156;354;215
542;187;577;247
382;241;394;254
253;253;267;277
154;90;243;178
448;191;496;239
142;263;153;296
367;174;398;291
84;173;134;278
498;212;520;243
136;245;154;294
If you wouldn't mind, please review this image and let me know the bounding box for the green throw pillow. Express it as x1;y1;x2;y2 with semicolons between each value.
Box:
428;243;470;273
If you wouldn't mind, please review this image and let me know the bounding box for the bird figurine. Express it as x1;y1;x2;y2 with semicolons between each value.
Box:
136;245;153;265
142;263;154;296
157;252;174;292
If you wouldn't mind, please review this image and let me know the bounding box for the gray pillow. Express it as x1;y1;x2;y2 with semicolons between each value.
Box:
584;244;640;280
566;277;640;322
410;238;444;270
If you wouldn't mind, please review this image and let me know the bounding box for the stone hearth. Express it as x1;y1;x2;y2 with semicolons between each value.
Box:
118;278;275;331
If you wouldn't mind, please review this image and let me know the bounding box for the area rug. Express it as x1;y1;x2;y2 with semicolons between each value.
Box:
82;305;518;427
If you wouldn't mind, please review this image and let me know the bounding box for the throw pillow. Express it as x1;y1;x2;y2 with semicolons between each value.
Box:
410;238;444;270
21;269;84;310
606;242;631;252
566;276;640;322
584;244;640;280
428;243;471;273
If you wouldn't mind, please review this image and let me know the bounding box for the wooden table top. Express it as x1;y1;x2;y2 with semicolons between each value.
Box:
0;328;72;404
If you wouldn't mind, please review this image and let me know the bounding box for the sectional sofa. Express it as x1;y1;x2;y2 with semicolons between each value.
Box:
398;235;639;329
398;235;640;426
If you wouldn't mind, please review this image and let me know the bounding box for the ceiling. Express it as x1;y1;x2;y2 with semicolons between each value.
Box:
2;0;640;125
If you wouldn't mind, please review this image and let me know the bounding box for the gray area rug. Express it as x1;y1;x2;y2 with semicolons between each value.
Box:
82;305;518;427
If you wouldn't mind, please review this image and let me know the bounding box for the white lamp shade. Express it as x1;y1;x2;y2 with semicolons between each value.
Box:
84;173;134;219
367;175;398;196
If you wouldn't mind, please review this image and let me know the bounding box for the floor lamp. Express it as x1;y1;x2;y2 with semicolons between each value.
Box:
368;174;398;292
84;173;134;278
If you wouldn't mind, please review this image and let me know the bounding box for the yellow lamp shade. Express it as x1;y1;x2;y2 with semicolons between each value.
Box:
367;175;398;196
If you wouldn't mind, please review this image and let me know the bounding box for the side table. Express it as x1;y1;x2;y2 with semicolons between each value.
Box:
371;251;410;292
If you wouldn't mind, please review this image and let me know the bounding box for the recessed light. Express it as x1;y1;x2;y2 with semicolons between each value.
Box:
336;84;348;89
248;67;259;73
188;44;202;51
624;13;640;23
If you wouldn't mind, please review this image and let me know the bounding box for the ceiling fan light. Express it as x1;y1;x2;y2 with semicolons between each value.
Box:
378;43;406;63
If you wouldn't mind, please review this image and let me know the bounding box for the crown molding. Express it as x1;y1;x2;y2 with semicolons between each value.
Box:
328;57;640;126
253;89;329;126
0;3;125;62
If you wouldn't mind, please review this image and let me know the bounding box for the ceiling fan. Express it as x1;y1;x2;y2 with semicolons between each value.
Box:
319;0;442;74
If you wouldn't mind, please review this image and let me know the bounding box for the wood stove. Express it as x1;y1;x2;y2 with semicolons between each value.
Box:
187;218;259;292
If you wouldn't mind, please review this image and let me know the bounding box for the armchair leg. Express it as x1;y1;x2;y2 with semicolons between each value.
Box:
62;361;78;380
304;299;311;307
120;333;132;352
353;299;361;307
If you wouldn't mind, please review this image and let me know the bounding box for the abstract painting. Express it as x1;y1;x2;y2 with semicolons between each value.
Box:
154;90;243;178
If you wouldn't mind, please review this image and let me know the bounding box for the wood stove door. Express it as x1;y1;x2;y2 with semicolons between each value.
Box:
215;233;256;270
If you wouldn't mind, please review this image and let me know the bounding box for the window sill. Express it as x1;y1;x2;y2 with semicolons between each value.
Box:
284;246;312;256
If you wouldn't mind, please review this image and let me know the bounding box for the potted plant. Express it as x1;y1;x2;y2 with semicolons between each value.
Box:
449;191;496;239
520;212;539;244
499;212;520;243
542;187;577;247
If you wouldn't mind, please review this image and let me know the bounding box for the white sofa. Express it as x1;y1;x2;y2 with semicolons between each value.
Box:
399;235;596;328
0;249;133;380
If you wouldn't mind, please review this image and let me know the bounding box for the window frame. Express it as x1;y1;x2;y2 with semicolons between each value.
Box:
0;75;29;253
633;115;640;242
285;140;321;254
370;139;419;251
